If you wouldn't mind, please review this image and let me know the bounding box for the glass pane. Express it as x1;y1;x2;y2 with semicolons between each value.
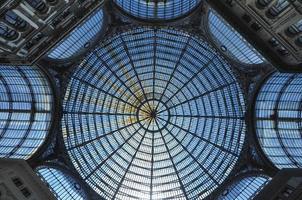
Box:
36;166;87;200
62;27;246;200
114;0;201;21
208;10;264;65
218;175;271;200
0;65;53;159
255;72;302;169
47;9;104;60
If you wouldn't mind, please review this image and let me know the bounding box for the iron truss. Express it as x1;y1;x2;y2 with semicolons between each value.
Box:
1;1;294;200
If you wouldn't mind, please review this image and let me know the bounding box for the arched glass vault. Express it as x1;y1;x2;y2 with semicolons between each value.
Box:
0;65;53;159
218;173;271;200
254;72;302;169
113;0;202;21
1;1;301;199
208;10;264;65
62;27;246;200
47;8;105;61
36;165;88;200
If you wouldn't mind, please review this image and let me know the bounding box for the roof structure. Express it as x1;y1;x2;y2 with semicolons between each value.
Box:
62;27;246;199
0;0;301;200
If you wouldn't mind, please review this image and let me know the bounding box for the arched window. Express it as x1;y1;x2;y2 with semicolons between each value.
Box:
47;9;104;60
45;0;58;6
208;10;264;65
4;11;27;30
0;65;53;159
36;166;87;200
287;19;302;35
296;36;302;47
25;0;47;13
0;23;18;40
218;175;271;200
267;0;290;17
113;0;201;21
255;72;302;169
257;0;273;8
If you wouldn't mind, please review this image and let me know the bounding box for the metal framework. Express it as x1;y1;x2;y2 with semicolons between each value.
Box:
36;164;88;200
0;0;104;64
207;10;264;65
62;27;246;200
254;72;302;169
47;8;105;61
207;0;302;72
1;1;301;199
113;0;202;21
0;65;53;159
217;173;271;200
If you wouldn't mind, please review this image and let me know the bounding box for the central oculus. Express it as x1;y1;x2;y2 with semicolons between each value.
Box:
137;100;170;132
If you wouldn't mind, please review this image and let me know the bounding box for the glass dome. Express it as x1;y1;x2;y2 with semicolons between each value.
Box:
0;65;53;159
113;0;201;21
208;10;264;65
36;166;87;200
255;72;302;169
218;174;271;200
62;27;246;199
47;9;104;60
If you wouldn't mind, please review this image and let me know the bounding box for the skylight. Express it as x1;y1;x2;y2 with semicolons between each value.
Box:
36;166;87;200
62;27;246;200
218;175;271;200
47;9;104;60
114;0;201;21
0;65;53;159
255;72;302;169
208;10;265;65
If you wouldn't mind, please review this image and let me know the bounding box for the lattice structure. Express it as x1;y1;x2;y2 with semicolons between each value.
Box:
1;1;301;199
0;0;104;64
208;10;264;65
254;72;302;169
113;0;201;21
0;65;53;159
218;174;271;200
36;165;87;200
47;8;105;61
207;0;302;71
62;27;246;200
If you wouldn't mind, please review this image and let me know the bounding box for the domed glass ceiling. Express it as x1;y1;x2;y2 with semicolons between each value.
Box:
62;27;246;199
113;0;201;21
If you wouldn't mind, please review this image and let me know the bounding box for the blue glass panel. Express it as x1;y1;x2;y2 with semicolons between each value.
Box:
114;0;201;21
208;10;264;64
0;65;53;159
218;175;271;200
255;73;302;168
47;9;104;60
36;166;87;200
62;27;246;199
